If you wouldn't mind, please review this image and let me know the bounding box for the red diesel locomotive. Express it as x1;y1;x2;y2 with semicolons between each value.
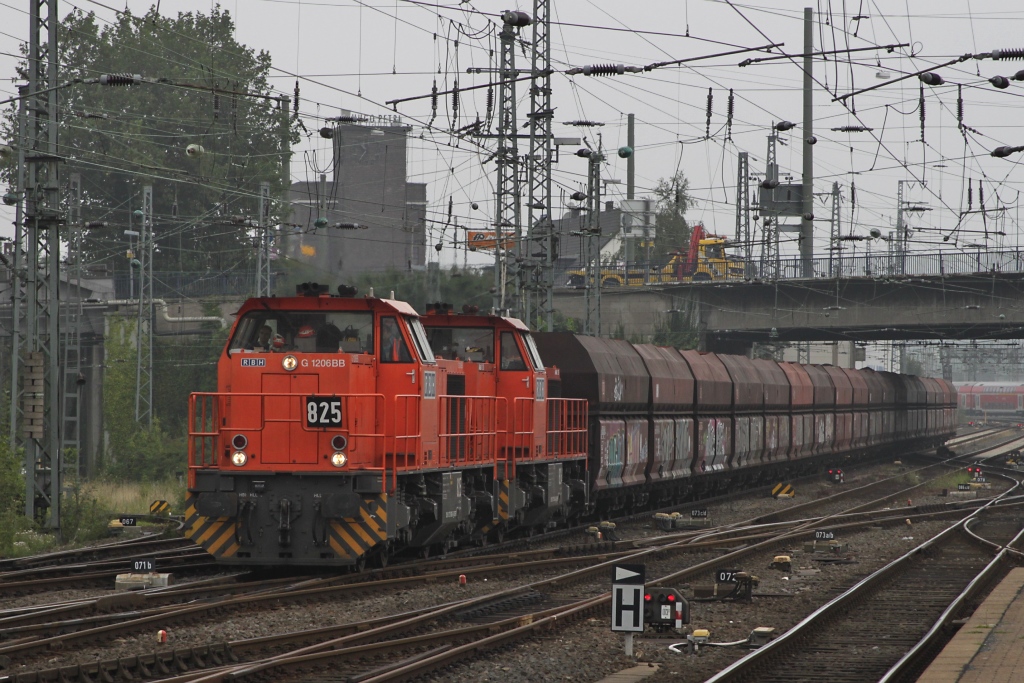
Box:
184;284;957;567
185;285;588;567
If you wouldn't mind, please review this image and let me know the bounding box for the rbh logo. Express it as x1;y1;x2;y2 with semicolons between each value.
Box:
241;358;266;367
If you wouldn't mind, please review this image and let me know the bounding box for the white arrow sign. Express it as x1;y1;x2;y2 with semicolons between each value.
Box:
614;566;642;582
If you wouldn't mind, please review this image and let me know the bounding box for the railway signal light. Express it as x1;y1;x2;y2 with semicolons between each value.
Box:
643;588;689;631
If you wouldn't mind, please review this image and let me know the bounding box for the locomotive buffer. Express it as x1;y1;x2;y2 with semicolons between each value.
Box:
611;563;645;656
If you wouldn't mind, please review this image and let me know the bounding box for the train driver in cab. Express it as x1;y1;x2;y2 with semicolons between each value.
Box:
380;316;413;363
500;332;528;371
247;324;283;352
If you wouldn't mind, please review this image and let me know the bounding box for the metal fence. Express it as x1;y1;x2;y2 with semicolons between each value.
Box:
114;271;270;300
553;249;1024;288
770;249;1024;280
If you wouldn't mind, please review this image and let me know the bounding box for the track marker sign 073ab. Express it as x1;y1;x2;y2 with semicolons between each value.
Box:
611;563;646;633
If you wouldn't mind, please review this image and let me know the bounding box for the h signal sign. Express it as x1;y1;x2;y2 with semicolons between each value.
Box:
611;563;646;633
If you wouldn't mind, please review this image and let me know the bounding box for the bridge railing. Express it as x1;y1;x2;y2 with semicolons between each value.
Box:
767;249;1024;280
553;249;1024;288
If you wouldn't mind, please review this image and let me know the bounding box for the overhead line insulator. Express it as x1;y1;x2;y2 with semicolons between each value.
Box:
99;73;141;86
705;88;713;139
991;48;1024;60
565;64;643;76
957;84;964;130
726;89;734;142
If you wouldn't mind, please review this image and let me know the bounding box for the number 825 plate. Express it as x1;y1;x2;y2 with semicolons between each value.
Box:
305;396;342;427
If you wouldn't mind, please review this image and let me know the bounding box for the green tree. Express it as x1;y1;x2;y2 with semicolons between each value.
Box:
102;315;190;481
652;171;697;257
152;303;227;434
0;441;27;555
904;357;925;376
341;268;492;314
2;6;290;276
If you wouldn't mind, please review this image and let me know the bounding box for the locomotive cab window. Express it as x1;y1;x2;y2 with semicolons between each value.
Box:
405;317;436;363
380;316;413;363
521;332;544;371
425;326;494;363
499;331;527;371
228;311;373;354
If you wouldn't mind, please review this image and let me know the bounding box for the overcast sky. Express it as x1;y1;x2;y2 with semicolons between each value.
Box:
2;0;1023;272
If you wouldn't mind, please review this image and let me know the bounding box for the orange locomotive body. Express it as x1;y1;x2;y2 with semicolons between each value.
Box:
184;285;588;567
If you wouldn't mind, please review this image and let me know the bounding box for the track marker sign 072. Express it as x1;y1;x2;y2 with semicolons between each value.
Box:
611;563;646;632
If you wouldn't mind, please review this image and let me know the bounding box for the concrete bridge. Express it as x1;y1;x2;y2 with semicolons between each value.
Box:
552;272;1024;354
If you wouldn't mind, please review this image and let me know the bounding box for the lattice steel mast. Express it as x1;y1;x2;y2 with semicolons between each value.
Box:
61;174;83;471
256;181;272;296
21;0;62;527
492;11;529;314
829;181;841;277
735;151;750;274
759;131;779;279
583;145;603;336
135;186;154;426
525;0;554;329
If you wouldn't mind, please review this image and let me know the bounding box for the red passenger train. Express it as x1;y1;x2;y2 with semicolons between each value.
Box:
955;382;1024;420
184;285;957;567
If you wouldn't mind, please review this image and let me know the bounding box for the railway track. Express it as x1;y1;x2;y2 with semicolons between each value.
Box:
0;532;190;575
2;466;1010;683
1;429;1015;683
705;474;1024;683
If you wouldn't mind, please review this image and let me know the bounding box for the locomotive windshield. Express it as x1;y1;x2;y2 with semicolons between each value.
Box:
521;332;544;371
425;326;494;363
229;310;375;354
405;316;436;363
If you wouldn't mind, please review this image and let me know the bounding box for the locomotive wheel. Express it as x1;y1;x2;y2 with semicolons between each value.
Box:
353;556;367;573
376;551;389;569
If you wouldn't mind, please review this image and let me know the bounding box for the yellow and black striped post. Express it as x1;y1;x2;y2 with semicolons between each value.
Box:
150;500;170;515
771;483;795;498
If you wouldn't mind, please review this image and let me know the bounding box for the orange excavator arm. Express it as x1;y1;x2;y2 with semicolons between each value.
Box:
677;222;704;278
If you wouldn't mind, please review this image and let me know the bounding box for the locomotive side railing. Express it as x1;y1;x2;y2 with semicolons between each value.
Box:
505;398;536;478
388;394;422;492
545;398;589;460
438;395;499;467
188;391;386;470
189;391;589;495
189;394;220;468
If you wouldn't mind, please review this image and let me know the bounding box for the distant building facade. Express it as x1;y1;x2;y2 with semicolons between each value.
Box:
287;117;427;278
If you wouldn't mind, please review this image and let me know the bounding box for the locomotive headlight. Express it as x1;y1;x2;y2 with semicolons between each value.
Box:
231;450;248;467
282;354;298;371
330;451;348;467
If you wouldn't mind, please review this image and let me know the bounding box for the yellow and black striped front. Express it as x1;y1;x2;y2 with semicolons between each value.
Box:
184;494;239;560
497;479;510;521
184;488;395;566
324;495;389;561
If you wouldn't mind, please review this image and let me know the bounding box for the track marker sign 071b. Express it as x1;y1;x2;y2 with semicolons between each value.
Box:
611;563;646;633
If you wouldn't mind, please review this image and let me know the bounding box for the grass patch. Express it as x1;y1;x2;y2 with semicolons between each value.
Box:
0;477;188;559
85;477;187;515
